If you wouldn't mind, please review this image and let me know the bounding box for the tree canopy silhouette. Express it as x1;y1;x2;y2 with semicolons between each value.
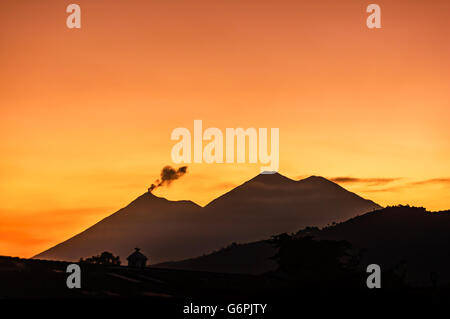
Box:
80;251;121;266
270;233;356;281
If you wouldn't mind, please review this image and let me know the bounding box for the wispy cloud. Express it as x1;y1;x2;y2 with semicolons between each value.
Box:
329;177;401;186
360;185;406;193
329;176;450;193
410;178;450;186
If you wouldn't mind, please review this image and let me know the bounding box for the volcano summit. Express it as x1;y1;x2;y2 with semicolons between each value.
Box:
35;173;380;263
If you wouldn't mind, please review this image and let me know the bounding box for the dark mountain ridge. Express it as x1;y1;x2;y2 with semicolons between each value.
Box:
158;206;450;286
35;173;380;264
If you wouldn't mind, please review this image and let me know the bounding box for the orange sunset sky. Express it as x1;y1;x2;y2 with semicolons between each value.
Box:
1;0;450;258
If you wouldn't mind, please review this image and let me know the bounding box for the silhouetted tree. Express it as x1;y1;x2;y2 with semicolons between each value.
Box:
269;233;354;281
80;251;121;266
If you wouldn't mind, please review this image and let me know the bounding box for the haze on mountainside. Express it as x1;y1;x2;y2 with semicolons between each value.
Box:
34;173;380;263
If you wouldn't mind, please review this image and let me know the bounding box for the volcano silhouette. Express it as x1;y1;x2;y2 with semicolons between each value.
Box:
35;173;380;263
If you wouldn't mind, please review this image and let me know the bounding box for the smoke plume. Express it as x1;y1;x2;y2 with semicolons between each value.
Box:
149;165;188;192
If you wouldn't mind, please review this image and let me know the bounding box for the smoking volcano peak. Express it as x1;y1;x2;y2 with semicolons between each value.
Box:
149;165;188;192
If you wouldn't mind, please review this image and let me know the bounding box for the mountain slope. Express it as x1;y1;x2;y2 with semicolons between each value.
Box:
201;173;381;243
315;206;450;285
155;241;277;274
35;193;205;263
158;206;450;286
35;173;380;263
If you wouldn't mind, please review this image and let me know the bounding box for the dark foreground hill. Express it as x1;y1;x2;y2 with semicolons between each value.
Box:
1;254;449;315
156;241;277;274
0;256;266;300
157;206;450;286
35;173;380;264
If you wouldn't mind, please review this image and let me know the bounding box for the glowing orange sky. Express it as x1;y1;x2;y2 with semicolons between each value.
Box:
1;0;450;258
